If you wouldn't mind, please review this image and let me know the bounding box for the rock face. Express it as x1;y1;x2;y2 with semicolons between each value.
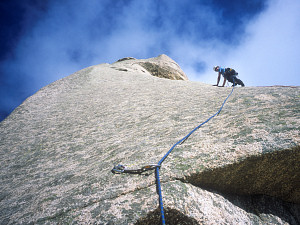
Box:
0;55;299;224
114;54;188;80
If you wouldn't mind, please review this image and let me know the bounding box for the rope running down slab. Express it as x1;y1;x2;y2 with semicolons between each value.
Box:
112;79;236;224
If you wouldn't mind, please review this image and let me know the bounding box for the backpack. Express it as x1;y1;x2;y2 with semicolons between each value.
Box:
225;68;238;76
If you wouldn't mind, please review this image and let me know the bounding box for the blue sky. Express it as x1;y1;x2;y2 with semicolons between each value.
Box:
0;0;299;121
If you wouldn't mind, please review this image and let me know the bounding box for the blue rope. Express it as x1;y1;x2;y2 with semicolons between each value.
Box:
156;80;235;225
155;167;165;224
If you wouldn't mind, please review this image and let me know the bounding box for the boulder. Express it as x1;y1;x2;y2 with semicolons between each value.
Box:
0;55;299;224
113;54;188;80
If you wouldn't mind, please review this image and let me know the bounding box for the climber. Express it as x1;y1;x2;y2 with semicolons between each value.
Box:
213;66;245;87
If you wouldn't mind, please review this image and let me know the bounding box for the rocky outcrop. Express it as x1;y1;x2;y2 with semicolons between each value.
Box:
0;55;299;224
113;54;188;80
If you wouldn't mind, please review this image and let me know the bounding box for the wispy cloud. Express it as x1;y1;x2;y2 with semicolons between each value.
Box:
226;0;300;86
1;0;299;121
194;0;300;86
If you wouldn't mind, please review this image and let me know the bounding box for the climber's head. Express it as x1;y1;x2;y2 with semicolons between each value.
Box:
213;66;220;72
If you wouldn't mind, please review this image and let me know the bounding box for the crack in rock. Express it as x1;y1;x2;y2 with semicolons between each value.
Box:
181;146;300;204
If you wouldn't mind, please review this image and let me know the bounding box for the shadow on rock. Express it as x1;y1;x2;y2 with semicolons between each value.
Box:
181;146;300;224
135;207;200;225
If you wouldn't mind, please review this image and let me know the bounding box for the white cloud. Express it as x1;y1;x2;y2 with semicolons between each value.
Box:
225;0;300;86
181;0;300;86
2;0;299;121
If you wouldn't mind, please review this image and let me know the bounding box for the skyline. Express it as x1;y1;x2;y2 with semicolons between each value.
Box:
0;0;299;121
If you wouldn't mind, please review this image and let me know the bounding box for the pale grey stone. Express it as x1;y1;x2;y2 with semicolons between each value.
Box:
0;55;299;224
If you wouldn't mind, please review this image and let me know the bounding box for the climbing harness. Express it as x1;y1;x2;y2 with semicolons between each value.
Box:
112;79;236;225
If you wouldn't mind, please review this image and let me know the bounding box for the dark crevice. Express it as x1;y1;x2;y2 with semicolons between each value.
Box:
220;194;300;225
116;57;136;62
135;207;200;225
182;146;300;204
177;146;300;224
111;67;128;72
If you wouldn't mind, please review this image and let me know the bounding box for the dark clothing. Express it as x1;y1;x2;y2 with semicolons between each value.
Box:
220;67;244;87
